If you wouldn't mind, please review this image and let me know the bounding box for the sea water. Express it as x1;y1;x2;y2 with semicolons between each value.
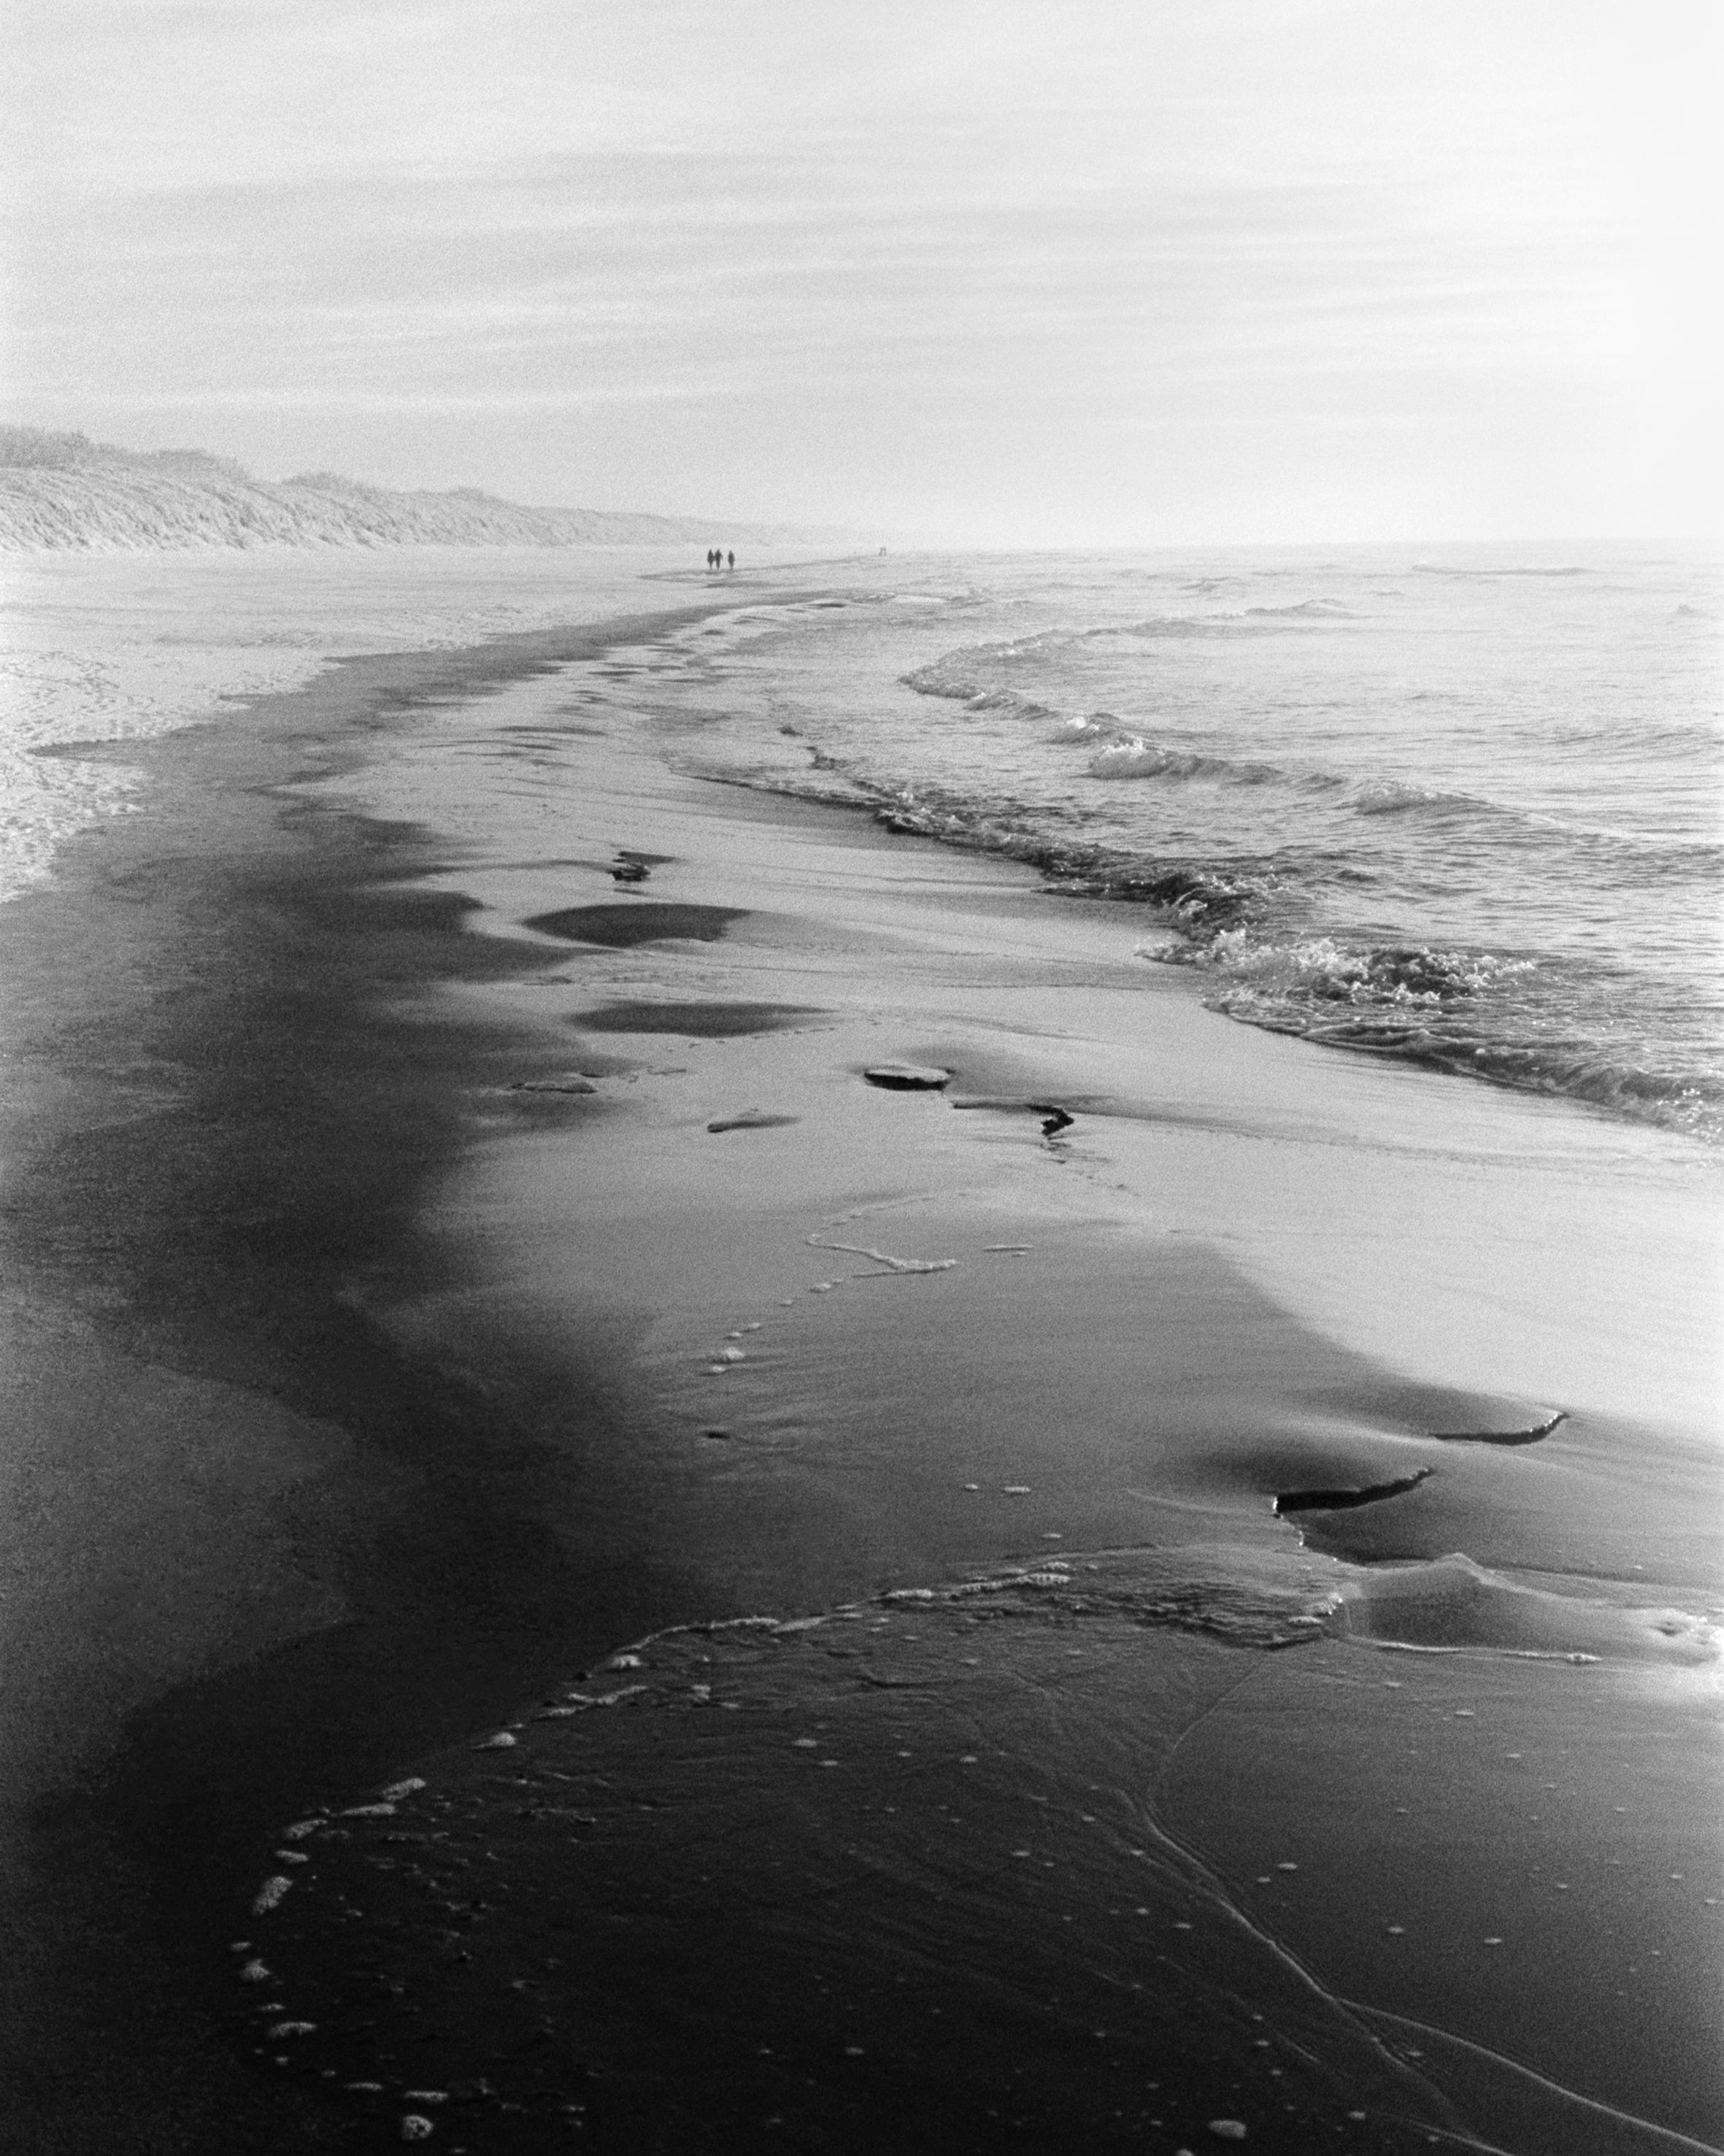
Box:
620;540;1723;1144
4;539;1717;1143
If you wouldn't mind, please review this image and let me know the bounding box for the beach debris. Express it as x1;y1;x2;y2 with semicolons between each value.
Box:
272;1849;309;1865
962;1482;980;1491
1004;1484;1031;1495
610;860;650;882
474;1732;517;1751
267;2021;316;2041
239;1960;272;1984
251;1876;293;1914
717;1346;746;1363
404;2090;450;2105
342;1801;398;1818
1276;1862;1298;1873
345;2082;385;2095
400;2116;436;2142
1207;2124;1249;2141
708;1109;798;1133
985;1243;1034;1253
609;1653;644;1669
509;1076;597;1096
380;1778;426;1801
863;1063;950;1090
280;1818;323;1841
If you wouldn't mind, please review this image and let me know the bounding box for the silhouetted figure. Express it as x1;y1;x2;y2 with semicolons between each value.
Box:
726;550;735;571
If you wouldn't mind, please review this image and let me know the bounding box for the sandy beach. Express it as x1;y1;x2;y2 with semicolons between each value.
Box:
1;569;1718;2155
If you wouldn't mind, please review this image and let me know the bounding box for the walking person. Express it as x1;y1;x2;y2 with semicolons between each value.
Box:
726;549;735;571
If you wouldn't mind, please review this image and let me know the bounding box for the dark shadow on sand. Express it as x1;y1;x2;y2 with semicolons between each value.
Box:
524;902;745;947
572;998;823;1036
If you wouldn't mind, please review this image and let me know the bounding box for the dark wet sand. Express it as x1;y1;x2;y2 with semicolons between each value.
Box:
1;589;1718;2156
0;601;801;2152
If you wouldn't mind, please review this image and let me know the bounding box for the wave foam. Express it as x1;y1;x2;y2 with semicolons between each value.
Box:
1088;736;1282;787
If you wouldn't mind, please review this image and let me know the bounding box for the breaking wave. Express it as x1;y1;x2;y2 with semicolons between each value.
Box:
1086;736;1283;785
1176;933;1723;1140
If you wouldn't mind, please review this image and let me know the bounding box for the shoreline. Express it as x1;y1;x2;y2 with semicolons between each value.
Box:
1;590;822;2151
1;580;1718;2152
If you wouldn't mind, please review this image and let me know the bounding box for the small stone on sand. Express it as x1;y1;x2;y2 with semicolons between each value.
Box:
474;1732;517;1751
863;1063;950;1090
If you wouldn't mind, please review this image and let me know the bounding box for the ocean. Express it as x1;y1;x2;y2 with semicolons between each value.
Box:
4;539;1718;1142
626;541;1723;1145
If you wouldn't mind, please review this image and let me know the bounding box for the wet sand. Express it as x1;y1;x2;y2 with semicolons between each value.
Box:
1;577;1718;2154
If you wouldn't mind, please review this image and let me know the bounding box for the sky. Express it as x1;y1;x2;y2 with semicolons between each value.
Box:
3;0;1717;543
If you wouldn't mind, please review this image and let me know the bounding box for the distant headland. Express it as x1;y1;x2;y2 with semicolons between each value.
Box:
0;426;824;553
